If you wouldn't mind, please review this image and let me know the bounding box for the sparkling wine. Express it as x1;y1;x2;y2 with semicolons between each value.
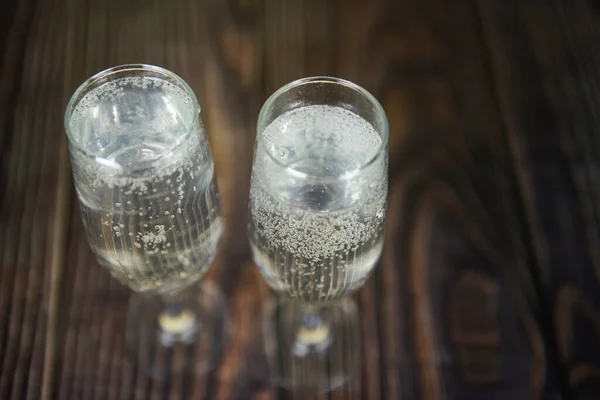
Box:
69;75;222;294
250;105;387;304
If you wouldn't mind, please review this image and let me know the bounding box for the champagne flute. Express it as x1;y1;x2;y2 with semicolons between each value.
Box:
64;64;228;376
249;77;388;390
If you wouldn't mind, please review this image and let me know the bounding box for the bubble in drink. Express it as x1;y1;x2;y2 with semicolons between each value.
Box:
69;76;222;294
249;105;387;304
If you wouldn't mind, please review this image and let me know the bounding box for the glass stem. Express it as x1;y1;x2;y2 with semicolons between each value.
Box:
162;297;185;319
296;305;331;347
157;291;198;345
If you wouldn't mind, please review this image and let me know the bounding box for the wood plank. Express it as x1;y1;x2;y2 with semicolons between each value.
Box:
0;0;69;398
0;0;20;66
331;0;556;397
200;0;270;398
0;0;578;398
479;0;600;397
0;0;37;368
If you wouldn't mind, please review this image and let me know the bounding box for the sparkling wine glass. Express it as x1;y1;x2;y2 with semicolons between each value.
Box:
249;77;388;390
64;64;228;376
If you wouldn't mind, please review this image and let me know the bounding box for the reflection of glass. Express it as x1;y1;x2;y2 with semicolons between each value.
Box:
249;77;388;390
65;64;228;376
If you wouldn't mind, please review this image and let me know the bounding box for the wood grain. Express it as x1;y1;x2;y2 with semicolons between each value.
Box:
2;0;598;398
0;0;69;399
480;0;600;397
336;0;554;398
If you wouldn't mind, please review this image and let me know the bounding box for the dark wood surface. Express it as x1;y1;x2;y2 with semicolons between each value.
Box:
1;0;599;398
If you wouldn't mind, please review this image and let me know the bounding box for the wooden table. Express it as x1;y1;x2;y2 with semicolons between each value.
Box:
2;0;600;398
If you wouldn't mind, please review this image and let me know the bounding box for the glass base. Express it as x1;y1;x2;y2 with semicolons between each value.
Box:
124;281;230;381
264;296;361;393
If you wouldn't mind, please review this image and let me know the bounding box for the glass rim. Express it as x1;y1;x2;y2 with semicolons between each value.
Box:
256;76;389;182
63;63;201;157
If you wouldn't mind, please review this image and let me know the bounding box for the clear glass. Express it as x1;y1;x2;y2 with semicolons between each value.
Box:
249;76;388;391
65;64;228;377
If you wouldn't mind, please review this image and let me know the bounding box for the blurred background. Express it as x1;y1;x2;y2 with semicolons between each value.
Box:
2;0;600;398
